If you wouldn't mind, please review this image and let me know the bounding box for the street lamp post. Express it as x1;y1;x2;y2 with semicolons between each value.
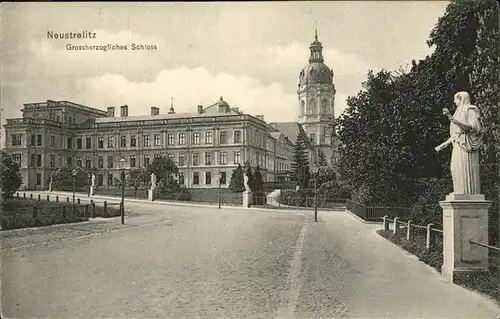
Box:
218;171;222;209
72;169;77;204
120;157;126;225
311;165;318;222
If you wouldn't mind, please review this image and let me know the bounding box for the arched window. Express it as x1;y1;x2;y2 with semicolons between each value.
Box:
321;99;328;114
300;100;305;116
308;99;317;115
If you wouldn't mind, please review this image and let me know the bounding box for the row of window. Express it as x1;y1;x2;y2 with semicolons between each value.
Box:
300;99;331;116
14;130;243;149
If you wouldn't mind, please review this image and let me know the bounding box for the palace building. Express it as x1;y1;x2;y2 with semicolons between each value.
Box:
4;98;294;190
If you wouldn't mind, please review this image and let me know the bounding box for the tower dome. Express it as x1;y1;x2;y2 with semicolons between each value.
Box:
298;29;334;86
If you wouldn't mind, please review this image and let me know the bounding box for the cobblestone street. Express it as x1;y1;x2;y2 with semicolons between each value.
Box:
2;201;499;318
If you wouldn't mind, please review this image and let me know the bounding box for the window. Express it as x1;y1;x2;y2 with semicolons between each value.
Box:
37;135;42;146
36;173;41;186
50;155;55;167
98;156;104;168
130;135;137;147
67;157;73;166
178;172;184;185
167;153;174;161
308;99;317;115
309;133;316;144
205;172;212;185
193;172;199;185
97;174;103;186
86;157;92;168
192;132;200;145
107;136;114;148
37;154;42;167
120;136;127;147
12;154;21;165
220;152;227;165
130;155;136;168
220;172;227;185
77;138;82;149
98;137;104;148
321;99;328;114
107;156;113;168
143;135;150;147
234;151;241;164
178;133;185;145
154;153;161;160
51;136;56;147
167;134;175;146
11;134;22;146
86;137;92;149
30;154;35;166
77;157;82;167
220;131;227;144
56;116;60;122
31;135;35;146
205;152;212;165
234;131;241;143
144;155;150;166
193;153;199;166
178;153;185;166
154;134;161;146
67;137;72;149
300;100;305;116
205;131;212;144
107;174;113;186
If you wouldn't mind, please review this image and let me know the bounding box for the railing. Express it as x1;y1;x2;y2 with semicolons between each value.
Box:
470;240;500;252
347;200;412;222
381;216;443;250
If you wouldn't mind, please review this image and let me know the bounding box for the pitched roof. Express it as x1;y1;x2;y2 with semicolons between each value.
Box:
268;122;314;149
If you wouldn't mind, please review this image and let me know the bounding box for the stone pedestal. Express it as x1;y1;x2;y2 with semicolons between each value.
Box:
439;193;492;283
49;183;52;192
148;189;155;201
243;191;252;208
90;185;94;197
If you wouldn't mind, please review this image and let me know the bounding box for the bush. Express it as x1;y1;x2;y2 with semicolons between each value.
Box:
1;151;23;198
252;191;267;205
156;181;192;201
410;177;453;227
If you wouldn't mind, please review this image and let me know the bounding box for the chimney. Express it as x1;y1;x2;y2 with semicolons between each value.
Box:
197;105;203;114
151;106;159;116
107;107;115;117
256;115;264;121
120;105;129;117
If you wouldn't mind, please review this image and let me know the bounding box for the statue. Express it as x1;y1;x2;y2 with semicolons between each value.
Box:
91;173;96;187
435;91;482;194
244;174;250;192
150;173;157;190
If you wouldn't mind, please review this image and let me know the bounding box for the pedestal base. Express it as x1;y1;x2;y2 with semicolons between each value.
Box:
148;189;155;201
243;191;252;208
439;194;492;283
90;185;95;197
49;183;52;192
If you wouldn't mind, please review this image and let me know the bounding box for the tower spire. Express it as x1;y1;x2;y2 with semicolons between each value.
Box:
168;97;175;114
315;21;318;41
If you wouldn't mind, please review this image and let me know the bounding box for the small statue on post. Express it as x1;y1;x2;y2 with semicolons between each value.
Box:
90;173;96;197
243;173;252;208
148;173;157;201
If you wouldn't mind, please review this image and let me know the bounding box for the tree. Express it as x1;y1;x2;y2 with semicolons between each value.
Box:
253;166;264;192
317;150;328;167
147;155;178;185
50;165;90;191
1;151;22;198
292;132;310;189
244;161;254;191
127;167;149;195
229;164;245;192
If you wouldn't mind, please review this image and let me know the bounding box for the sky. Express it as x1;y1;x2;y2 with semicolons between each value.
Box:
1;1;450;146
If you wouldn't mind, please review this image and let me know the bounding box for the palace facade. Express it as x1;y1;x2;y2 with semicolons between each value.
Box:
4;98;294;190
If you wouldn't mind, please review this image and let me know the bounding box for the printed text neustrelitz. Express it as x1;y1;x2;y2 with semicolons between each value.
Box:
47;31;96;39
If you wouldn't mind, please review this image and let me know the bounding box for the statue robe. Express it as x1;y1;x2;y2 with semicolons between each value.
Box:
450;102;482;194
